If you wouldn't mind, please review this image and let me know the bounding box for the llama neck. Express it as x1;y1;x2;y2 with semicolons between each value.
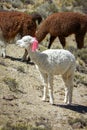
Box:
28;49;42;65
36;31;47;42
36;22;48;42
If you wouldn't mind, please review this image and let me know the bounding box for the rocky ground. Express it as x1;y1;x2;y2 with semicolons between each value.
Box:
0;36;87;130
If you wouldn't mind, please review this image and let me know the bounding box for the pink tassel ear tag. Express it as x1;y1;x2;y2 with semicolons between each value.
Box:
32;38;38;51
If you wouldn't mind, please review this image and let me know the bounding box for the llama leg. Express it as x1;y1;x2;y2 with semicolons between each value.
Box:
68;81;73;104
48;75;54;105
48;36;56;49
58;36;66;48
75;33;85;49
1;47;6;58
40;73;48;101
64;86;69;104
22;49;28;61
62;75;74;105
0;41;6;58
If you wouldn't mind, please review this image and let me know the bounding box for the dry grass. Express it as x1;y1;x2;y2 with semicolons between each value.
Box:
1;122;51;130
68;117;87;129
3;77;19;92
17;66;25;73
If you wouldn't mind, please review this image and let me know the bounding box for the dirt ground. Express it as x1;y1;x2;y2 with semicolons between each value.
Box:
0;38;87;130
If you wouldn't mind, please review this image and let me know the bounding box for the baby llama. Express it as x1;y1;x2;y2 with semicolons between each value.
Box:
16;35;76;105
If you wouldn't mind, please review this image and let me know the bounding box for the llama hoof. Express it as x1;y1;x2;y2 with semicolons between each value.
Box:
50;100;54;105
64;100;72;105
42;97;46;102
64;99;67;104
67;102;72;105
2;54;6;58
1;52;6;58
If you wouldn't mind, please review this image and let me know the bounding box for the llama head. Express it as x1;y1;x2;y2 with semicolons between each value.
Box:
16;35;38;51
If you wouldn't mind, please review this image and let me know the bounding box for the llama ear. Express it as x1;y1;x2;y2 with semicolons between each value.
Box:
31;39;38;51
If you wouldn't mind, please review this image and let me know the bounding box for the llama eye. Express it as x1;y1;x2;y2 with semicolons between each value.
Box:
24;40;27;42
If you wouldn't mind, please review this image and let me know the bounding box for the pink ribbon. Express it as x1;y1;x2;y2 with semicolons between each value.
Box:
31;38;38;51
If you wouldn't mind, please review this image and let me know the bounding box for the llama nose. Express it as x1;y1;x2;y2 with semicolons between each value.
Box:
16;40;21;45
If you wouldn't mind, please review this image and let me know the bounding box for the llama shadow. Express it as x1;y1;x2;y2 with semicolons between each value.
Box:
54;104;87;114
6;55;21;61
6;55;34;65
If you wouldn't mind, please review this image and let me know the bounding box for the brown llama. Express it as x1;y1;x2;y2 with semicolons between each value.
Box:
0;11;42;60
35;12;87;49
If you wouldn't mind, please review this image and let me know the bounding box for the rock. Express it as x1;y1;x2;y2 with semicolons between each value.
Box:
3;94;18;101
